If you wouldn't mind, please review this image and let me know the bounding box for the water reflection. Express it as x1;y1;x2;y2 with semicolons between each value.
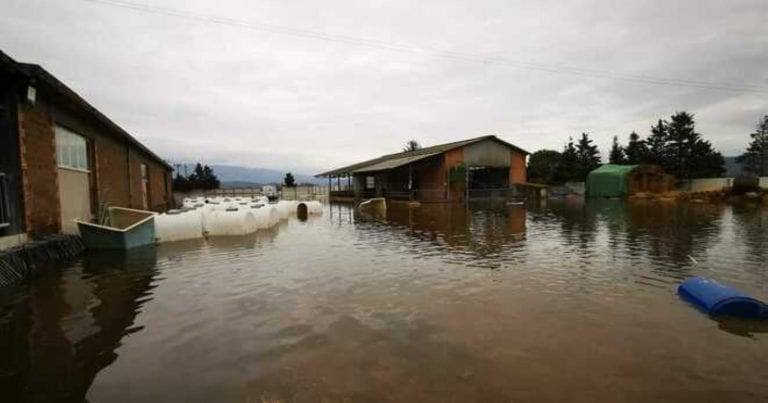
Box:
0;201;766;402
0;247;159;402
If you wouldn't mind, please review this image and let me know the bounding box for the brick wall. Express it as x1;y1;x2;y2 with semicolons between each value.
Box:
14;91;171;237
52;102;170;213
509;151;527;184
17;102;61;237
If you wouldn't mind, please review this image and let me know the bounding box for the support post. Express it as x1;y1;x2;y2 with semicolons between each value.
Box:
408;164;413;201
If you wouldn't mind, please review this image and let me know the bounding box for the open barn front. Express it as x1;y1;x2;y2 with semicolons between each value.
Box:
317;135;532;204
467;166;510;199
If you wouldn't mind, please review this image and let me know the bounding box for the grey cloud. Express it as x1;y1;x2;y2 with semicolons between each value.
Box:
2;0;766;173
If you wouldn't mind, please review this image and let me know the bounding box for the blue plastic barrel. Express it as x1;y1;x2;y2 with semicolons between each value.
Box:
678;277;768;319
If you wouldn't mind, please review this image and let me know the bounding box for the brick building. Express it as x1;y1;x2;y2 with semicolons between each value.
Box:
0;51;172;247
317;135;529;202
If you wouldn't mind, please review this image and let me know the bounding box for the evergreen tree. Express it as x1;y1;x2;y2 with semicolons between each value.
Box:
174;162;220;191
403;140;421;152
608;136;628;164
201;165;220;189
689;139;725;178
664;112;724;179
625;131;647;164
554;138;580;183
575;133;601;180
284;172;296;187
644;119;669;167
173;172;191;192
187;163;205;188
737;115;768;176
527;149;562;184
666;112;696;178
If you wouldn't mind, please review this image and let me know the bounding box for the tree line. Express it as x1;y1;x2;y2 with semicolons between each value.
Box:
528;112;768;185
173;163;221;192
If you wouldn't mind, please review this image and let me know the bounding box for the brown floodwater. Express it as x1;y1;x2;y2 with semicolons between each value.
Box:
1;199;767;402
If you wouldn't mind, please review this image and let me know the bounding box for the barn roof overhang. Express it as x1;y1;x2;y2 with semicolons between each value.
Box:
316;135;528;178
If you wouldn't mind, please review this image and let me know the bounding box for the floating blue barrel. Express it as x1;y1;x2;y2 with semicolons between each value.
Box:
678;277;768;319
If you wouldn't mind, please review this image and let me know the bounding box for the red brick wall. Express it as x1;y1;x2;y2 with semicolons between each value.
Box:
17;102;62;237
509;151;527;184
413;154;447;202
15;91;171;237
53;102;170;212
444;148;465;202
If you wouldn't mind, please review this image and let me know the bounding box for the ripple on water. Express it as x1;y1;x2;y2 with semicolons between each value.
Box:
0;200;767;402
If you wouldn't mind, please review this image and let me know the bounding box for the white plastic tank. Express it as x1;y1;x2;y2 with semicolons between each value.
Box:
205;208;258;236
297;201;323;215
182;198;198;209
155;210;204;242
250;204;280;229
274;200;299;220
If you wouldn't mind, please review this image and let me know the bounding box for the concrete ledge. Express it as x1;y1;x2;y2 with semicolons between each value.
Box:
0;234;84;288
0;233;28;251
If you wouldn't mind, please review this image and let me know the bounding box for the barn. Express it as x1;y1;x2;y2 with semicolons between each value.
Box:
317;135;529;203
586;164;674;198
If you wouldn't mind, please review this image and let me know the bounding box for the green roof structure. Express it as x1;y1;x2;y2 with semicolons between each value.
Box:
585;164;639;198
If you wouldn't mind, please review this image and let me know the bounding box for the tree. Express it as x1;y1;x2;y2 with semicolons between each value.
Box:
689;139;725;178
173;162;220;191
624;131;647;164
644;119;669;167
608;136;627;164
737;115;768;176
173;172;191;192
283;172;296;187
527;149;562;184
200;165;220;189
553;138;580;183
664;112;724;179
187;162;205;188
575;133;601;180
403;140;421;152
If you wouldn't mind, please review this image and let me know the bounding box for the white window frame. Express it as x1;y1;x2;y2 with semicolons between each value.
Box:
55;126;90;172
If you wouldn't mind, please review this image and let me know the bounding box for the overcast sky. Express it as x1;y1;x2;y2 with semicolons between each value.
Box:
2;0;767;173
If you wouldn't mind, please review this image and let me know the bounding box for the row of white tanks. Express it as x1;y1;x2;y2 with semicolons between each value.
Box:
154;197;323;243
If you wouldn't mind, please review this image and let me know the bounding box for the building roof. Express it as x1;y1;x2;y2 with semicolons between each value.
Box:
316;135;529;177
1;50;172;171
588;164;640;177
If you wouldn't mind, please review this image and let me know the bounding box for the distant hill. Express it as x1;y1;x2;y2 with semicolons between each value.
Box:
220;181;265;188
724;156;744;177
174;163;324;186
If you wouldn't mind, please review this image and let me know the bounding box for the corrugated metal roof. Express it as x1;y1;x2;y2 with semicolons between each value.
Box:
316;135;529;177
352;152;440;173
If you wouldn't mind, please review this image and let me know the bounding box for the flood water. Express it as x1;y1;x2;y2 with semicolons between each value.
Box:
1;200;767;402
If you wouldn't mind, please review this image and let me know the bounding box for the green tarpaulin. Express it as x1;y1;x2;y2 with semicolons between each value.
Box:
586;164;639;198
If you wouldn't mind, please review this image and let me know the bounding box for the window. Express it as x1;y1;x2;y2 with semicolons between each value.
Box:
55;126;89;170
365;176;375;189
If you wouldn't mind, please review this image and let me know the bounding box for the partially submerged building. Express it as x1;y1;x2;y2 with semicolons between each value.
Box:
317;135;529;202
1;50;172;247
586;164;674;198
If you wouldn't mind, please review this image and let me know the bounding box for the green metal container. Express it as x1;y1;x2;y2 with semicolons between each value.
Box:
76;207;156;249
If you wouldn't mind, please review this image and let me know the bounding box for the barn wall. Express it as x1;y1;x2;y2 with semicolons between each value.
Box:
463;139;511;167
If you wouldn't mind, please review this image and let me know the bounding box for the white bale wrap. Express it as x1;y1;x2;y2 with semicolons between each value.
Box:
155;210;204;242
205;209;257;236
298;201;323;215
274;200;299;220
250;204;280;229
